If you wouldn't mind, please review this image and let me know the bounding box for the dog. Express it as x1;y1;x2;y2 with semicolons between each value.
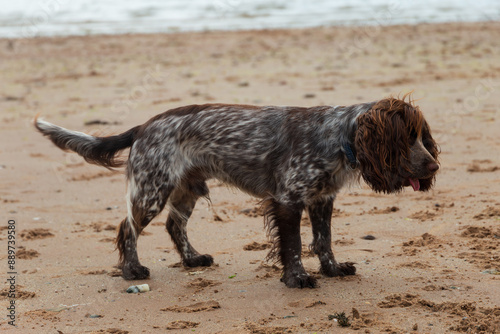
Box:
35;95;439;288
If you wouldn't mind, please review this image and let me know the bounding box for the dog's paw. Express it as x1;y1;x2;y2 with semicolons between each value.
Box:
338;262;356;275
281;273;317;289
122;264;150;280
321;261;356;277
183;254;214;267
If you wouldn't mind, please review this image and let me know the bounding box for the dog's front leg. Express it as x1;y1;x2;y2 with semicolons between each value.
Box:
307;196;356;277
267;200;317;288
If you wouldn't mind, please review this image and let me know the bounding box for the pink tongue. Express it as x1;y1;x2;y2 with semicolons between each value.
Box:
409;178;420;191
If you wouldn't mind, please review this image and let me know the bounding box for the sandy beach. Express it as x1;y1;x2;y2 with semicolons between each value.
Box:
1;22;500;333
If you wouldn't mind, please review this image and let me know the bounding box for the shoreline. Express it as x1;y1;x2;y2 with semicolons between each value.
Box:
1;0;499;40
0;19;498;41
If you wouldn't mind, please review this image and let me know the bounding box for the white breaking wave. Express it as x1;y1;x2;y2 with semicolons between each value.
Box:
0;0;498;38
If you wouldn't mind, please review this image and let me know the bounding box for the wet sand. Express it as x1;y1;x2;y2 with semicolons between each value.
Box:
1;22;500;333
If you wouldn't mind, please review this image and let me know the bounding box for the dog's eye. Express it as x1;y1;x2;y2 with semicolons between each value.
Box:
409;128;418;145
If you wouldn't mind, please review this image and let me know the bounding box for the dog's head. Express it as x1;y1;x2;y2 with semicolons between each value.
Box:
354;96;440;193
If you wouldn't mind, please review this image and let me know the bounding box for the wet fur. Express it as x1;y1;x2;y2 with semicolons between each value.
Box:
35;96;439;288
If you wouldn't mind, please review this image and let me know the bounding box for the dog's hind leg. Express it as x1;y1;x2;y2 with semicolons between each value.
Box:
307;196;356;277
166;181;214;268
265;199;317;288
117;177;171;280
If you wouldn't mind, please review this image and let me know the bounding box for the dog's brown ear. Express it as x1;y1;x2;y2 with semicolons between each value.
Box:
355;104;398;193
355;98;423;193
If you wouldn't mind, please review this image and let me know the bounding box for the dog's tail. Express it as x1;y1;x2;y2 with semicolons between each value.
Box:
34;115;140;169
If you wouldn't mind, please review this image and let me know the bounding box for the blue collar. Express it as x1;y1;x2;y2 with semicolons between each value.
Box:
343;142;359;169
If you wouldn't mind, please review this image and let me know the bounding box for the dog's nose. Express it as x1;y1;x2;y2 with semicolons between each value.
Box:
428;162;439;172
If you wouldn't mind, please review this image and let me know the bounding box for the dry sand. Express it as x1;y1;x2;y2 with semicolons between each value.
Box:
1;22;500;333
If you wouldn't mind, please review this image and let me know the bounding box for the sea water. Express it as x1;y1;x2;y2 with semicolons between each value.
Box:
0;0;498;38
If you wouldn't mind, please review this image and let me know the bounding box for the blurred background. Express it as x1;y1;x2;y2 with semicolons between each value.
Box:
1;0;499;38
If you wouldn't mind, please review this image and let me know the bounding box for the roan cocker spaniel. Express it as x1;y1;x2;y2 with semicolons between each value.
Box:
35;95;439;288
